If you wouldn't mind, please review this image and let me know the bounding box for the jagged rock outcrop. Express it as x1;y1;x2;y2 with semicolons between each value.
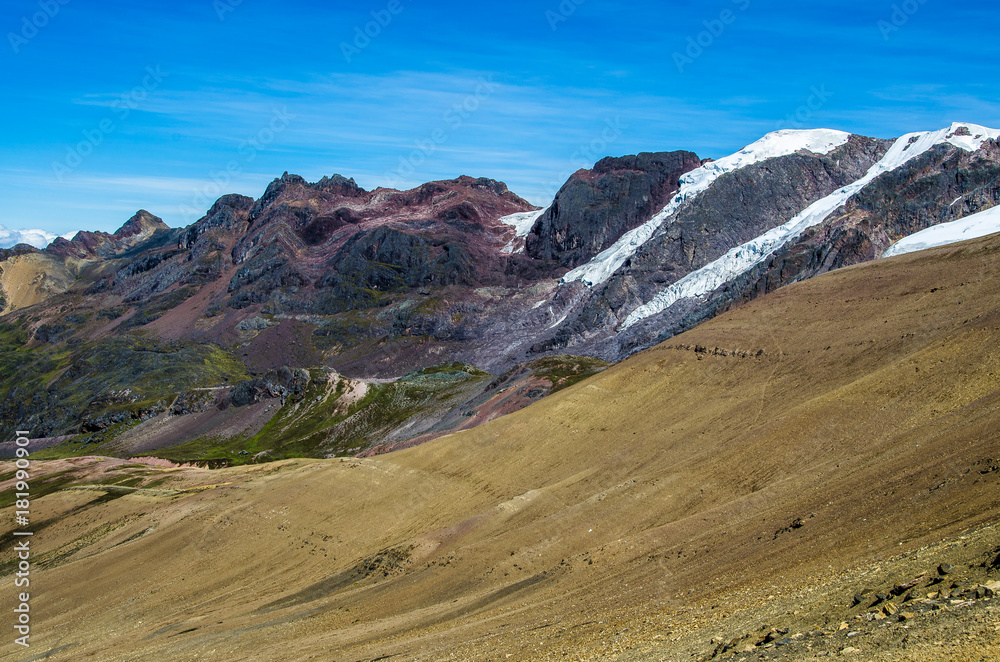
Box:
0;244;40;261
526;151;702;268
230;367;311;407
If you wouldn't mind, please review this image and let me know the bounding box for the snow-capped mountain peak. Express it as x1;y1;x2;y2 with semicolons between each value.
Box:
561;129;853;287
941;122;1000;152
619;123;1000;330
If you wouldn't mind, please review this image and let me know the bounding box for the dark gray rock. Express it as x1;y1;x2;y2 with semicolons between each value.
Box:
231;367;311;407
322;226;477;291
526;151;702;268
236;316;273;332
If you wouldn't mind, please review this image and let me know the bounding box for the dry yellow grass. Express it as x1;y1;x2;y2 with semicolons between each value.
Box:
0;253;78;313
4;234;1000;661
0;252;112;313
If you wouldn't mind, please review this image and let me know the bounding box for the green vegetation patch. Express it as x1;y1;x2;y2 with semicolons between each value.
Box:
311;312;379;351
148;362;493;464
0;332;248;445
0;469;80;509
415;362;490;377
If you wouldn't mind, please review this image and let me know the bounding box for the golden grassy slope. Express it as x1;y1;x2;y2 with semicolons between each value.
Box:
4;234;1000;661
0;253;101;313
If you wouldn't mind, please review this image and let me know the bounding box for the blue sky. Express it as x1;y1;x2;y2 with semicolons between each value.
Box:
1;0;998;242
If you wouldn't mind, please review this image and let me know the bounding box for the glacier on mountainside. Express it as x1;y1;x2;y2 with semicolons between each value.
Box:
621;123;1000;330
561;129;852;287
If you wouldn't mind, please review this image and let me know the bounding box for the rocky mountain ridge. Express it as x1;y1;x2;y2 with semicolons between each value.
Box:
2;122;999;462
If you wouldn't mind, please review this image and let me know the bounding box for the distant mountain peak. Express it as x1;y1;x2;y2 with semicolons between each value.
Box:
114;210;169;239
44;210;169;259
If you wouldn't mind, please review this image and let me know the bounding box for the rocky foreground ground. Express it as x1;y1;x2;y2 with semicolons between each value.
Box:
398;519;1000;662
612;523;1000;662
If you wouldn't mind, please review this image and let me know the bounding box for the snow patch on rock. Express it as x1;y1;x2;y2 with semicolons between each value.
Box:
500;208;547;254
883;205;1000;257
